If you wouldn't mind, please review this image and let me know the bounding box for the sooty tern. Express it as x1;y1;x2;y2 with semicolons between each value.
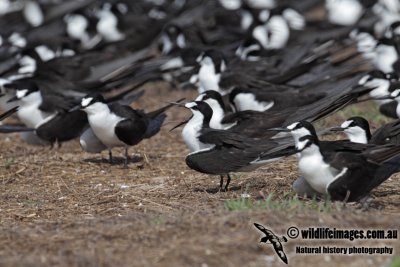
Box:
0;106;35;134
6;80;57;127
195;90;233;129
182;101;292;191
188;76;369;138
358;70;396;106
6;80;88;145
282;121;400;202
80;94;180;167
332;116;400;145
379;89;400;119
4;72;148;146
255;120;372;165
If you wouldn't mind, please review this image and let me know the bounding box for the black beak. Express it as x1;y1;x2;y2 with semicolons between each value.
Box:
169;118;190;132
266;127;291;132
356;95;395;103
294;148;302;153
69;105;81;112
167;101;188;107
0;106;19;121
330;127;345;132
7;96;19;103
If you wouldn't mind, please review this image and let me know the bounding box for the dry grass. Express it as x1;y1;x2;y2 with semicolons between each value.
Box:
0;85;399;267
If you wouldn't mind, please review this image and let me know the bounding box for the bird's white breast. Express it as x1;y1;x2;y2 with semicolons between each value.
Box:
298;145;336;193
23;0;43;27
367;79;391;105
182;112;209;152
198;61;220;93
233;93;274;112
326;0;363;26
97;12;125;42
87;110;125;148
374;45;398;73
266;16;290;49
66;14;89;41
344;126;368;144
17;92;54;128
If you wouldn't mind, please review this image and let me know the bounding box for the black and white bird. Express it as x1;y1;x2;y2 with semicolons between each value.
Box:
5;80;88;145
195;90;232;129
182;101;292;191
331;117;372;144
80;94;178;166
6;80;57;129
358;70;396;105
382;88;400;118
286;121;400;202
188;76;370;138
332;116;400;145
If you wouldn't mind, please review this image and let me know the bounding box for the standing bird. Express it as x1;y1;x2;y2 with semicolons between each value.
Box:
182;101;292;191
80;94;179;167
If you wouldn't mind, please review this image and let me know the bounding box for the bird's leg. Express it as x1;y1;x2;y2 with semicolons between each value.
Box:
124;147;129;168
342;190;351;207
219;175;224;191
224;174;231;191
108;149;113;164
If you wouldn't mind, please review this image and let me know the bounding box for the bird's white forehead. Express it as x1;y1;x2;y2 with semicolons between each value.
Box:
287;122;300;130
391;89;400;97
296;138;309;151
185;102;197;109
195;93;205;101
196;53;204;62
358;74;370;85
81;97;93;107
341;120;353;128
16;89;28;99
201;56;213;65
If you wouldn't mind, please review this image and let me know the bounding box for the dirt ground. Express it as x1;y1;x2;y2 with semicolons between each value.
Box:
0;85;399;267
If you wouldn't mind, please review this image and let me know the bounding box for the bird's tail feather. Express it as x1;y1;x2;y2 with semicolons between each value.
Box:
146;98;185;119
369;154;400;192
144;113;167;139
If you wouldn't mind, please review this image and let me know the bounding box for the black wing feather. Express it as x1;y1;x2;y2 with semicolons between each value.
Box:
114;119;148;146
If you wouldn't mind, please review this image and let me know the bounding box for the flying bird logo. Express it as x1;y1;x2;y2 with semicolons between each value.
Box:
254;223;288;264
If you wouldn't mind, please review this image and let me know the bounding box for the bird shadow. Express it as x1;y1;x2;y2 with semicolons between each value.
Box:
83;155;143;165
193;185;242;194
